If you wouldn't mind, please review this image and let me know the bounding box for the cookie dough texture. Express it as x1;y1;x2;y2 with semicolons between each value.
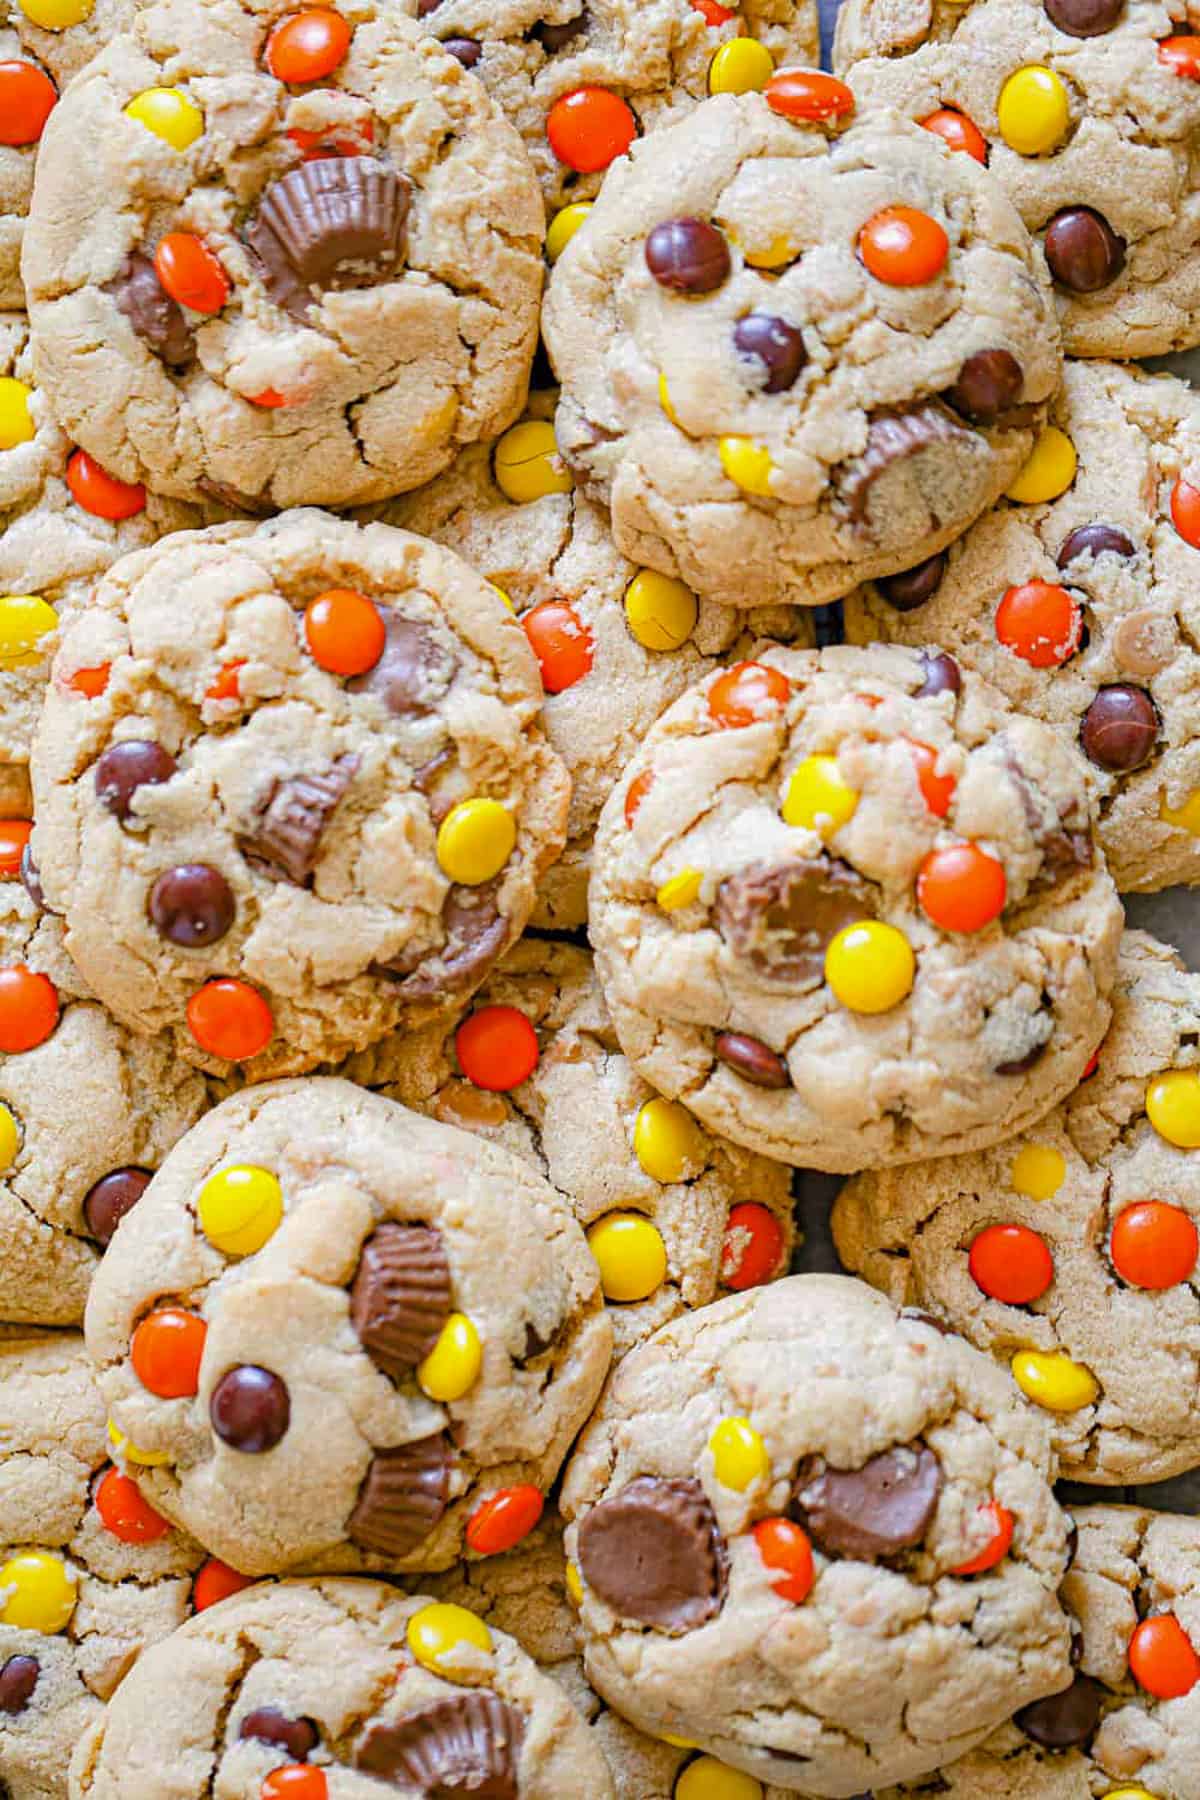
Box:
589;642;1123;1172
543;94;1061;608
31;510;570;1080
834;930;1200;1485
340;936;795;1359
834;0;1200;360
561;1275;1075;1797
23;0;544;509
85;1078;613;1577
70;1575;615;1799
847;361;1200;893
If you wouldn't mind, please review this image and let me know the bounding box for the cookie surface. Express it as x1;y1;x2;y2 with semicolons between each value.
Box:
588;642;1123;1172
30;510;570;1080
542;91;1062;608
22;0;544;509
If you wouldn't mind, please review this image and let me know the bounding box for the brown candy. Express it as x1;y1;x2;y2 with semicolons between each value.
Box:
1014;1673;1106;1748
106;252;193;365
350;1223;452;1379
348;1434;452;1556
246;159;412;323
715;857;874;986
239;1708;318;1760
875;553;945;612
1003;750;1093;884
442;35;481;64
0;1656;38;1715
945;349;1023;425
1079;685;1158;772
836;404;979;537
83;1167;152;1246
916;650;961;699
714;1031;790;1089
209;1365;290;1454
148;863;236;947
347;614;455;717
1056;523;1135;570
576;1475;725;1632
94;741;177;823
1112;609;1176;677
791;1443;943;1559
357;1693;525;1797
995;1034;1050;1076
388;882;510;1001
644;219;731;295
1044;208;1126;294
1043;0;1123;33
242;754;360;885
532;8;587;49
733;313;807;394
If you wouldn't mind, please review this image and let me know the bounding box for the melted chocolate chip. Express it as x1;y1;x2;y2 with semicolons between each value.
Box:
148;864;235;947
347;613;454;716
242;754;360;885
1056;523;1135;569
644;219;731;295
532;8;587;49
0;1656;38;1716
945;349;1023;425
836;403;978;537
442;35;481;64
209;1365;290;1453
388;883;510;1001
995;1038;1049;1076
350;1223;451;1379
733;313;807;394
105;251;194;366
714;1032;790;1089
1044;0;1123;33
246;159;412;323
791;1444;943;1559
239;1709;318;1760
1014;1673;1106;1749
1080;685;1158;772
417;0;442;13
916;650;961;698
19;843;45;912
83;1167;152;1246
1003;749;1093;886
875;553;945;612
348;1435;453;1556
357;1693;525;1798
1044;208;1126;294
716;858;874;986
520;1317;559;1362
94;741;177;823
576;1476;725;1632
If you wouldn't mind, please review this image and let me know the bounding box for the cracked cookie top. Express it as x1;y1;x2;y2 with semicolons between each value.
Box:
21;0;545;509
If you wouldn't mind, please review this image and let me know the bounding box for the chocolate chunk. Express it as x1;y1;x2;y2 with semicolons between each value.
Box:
995;1037;1049;1075
520;1317;560;1362
1080;685;1158;772
945;349;1023;426
714;1031;790;1089
1044;208;1126;294
733;313;807;394
94;741;177;823
1015;1673;1106;1749
347;613;454;716
389;883;510;1001
1002;749;1093;885
443;35;481;65
0;1656;38;1716
239;1709;318;1760
105;252;193;366
876;553;945;611
836;403;979;536
348;1435;452;1556
148;864;236;947
644;219;731;295
1044;0;1123;32
197;477;275;518
209;1365;290;1454
84;1167;152;1246
1112;608;1175;677
246;159;412;323
19;843;45;912
791;1444;943;1559
715;857;874;986
576;1476;725;1632
532;8;588;49
357;1693;525;1797
916;650;961;698
350;1223;451;1379
242;754;359;885
1056;523;1135;569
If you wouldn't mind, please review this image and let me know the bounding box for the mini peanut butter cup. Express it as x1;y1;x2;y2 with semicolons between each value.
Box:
247;159;412;323
577;1475;725;1632
349;1434;453;1556
357;1692;525;1796
350;1222;452;1378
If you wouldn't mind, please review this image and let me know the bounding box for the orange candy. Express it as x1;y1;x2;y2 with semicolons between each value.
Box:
266;9;352;83
465;1485;545;1556
0;821;31;880
94;1467;171;1545
131;1307;207;1399
0;60;57;146
303;587;386;676
1082;1044;1101;1079
858;206;949;286
1110;1201;1199;1290
1159;34;1200;78
248;389;289;408
67;664;110;699
905;739;955;818
953;1500;1014;1576
752;1518;815;1604
262;1772;328;1800
0;965;57;1053
707;660;790;729
721;1202;785;1290
917;842;1007;934
66;450;145;521
920;107;988;164
192;1557;255;1612
153;233;229;315
994;580;1082;668
968;1223;1053;1305
1171;475;1200;548
1129;1614;1200;1699
691;0;736;22
522;600;594;693
186;979;273;1062
763;69;855;122
546;87;636;173
206;659;246;702
625;769;653;827
455;1005;539;1092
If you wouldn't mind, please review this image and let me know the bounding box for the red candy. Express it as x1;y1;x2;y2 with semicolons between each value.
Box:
522;601;594;693
691;0;736;22
262;1773;328;1800
455;1005;539;1092
546;88;636;173
624;769;653;827
858;207;949;286
465;1485;545;1556
1159;35;1200;78
1129;1615;1200;1699
186;979;273;1062
763;69;855;122
153;233;229;315
994;580;1082;668
131;1307;207;1399
953;1501;1014;1575
266;9;353;83
752;1518;815;1604
917;842;1007;934
920;107;987;163
67;450;146;521
192;1558;255;1612
968;1223;1053;1305
206;659;246;702
707;660;790;729
721;1202;785;1290
0;60;56;146
1110;1201;1199;1290
0;821;31;880
304;588;386;676
0;966;58;1052
1171;476;1200;548
67;664;110;699
248;389;289;408
905;739;955;818
94;1467;171;1545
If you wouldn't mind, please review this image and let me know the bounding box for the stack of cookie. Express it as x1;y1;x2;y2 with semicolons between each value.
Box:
1;0;1200;1794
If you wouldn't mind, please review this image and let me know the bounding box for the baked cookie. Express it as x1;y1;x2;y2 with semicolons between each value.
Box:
85;1078;613;1577
588;642;1123;1173
542;87;1062;608
30;511;570;1080
561;1274;1075;1795
846;361;1200;894
71;1575;615;1799
833;0;1200;360
339;936;796;1360
22;0;544;510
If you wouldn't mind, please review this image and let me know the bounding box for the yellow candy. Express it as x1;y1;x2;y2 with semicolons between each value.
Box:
565;1561;583;1606
1161;788;1200;835
719;435;774;498
709;1415;770;1492
624;570;698;652
0;379;35;451
0;1552;77;1634
493;420;571;503
0;595;57;671
676;1757;765;1800
197;1164;283;1256
1101;1790;1158;1799
107;1418;170;1467
1146;1069;1200;1149
0;1104;18;1175
19;0;94;23
587;1213;668;1302
656;866;703;912
547;202;592;262
659;373;682;428
996;65;1070;156
707;37;774;95
781;753;859;838
418;1312;482;1402
824;921;915;1015
1010;1144;1065;1201
1011;1349;1098;1412
436;799;516;886
124;87;204;152
406;1602;493;1683
634;1097;706;1183
1005;426;1077;504
662;1734;701;1749
490;583;514;613
742;234;795;271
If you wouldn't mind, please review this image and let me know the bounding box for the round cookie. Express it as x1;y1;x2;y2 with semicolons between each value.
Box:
561;1274;1075;1795
84;1077;613;1577
30;510;570;1080
588;641;1124;1172
70;1575;616;1799
339;936;796;1360
833;0;1200;360
541;89;1062;609
833;929;1200;1486
22;0;545;510
845;361;1200;894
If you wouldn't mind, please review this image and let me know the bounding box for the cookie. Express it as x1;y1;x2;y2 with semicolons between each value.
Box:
84;1077;613;1577
30;510;570;1080
70;1574;615;1798
541;87;1062;609
846;361;1200;894
588;641;1124;1173
833;0;1200;360
339;936;796;1360
560;1274;1075;1795
22;0;544;511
